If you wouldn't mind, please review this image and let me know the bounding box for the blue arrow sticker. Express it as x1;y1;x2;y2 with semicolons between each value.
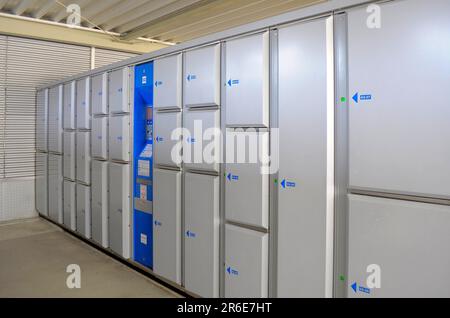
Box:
155;136;164;143
351;282;357;293
155;81;163;87
187;75;197;82
186;137;196;144
186;231;196;238
353;92;372;103
154;220;162;227
281;179;296;189
227;173;239;181
226;266;239;276
351;282;371;294
227;79;240;87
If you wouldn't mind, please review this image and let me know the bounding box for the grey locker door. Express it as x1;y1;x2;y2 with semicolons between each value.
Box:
109;115;130;162
92;160;108;248
153;168;181;284
76;77;91;129
184;173;220;298
154;54;182;110
92;116;108;160
109;68;129;114
48;154;63;223
36;89;48;152
35;152;48;216
348;194;450;298
76;131;91;184
63;180;76;231
76;183;91;238
225;32;269;127
63;81;76;130
91;73;108;115
225;224;268;298
48;85;63;153
63;132;76;180
109;163;130;258
277;17;335;297
225;131;269;229
184;108;220;172
184;44;220;108
154;111;182;167
348;0;450;198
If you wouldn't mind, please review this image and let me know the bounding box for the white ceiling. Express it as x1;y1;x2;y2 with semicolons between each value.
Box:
0;0;324;44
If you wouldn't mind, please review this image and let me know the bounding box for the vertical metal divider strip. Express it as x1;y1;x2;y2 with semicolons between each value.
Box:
219;41;226;299
333;12;349;299
268;29;279;298
181;52;185;287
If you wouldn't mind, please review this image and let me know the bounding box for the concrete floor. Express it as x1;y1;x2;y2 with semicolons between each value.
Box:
0;217;180;298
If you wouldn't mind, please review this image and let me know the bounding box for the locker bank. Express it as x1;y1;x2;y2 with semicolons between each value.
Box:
17;0;450;298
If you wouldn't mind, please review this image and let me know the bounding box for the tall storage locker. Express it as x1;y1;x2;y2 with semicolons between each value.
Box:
348;194;450;297
63;81;76;130
36;89;48;152
91;72;108;115
35;152;48;216
154;54;182;110
153;111;181;167
153;168;181;284
76;77;91;129
48;154;63;223
184;173;220;298
225;32;269;127
48;85;63;153
92;160;108;248
225;131;269;229
63;180;76;231
348;0;450;198
76;131;91;184
225;224;268;298
92;116;108;160
76;183;91;238
184;44;220;108
183;109;220;172
277;17;335;298
63;132;76;180
109;115;130;162
109;68;129;114
109;163;130;258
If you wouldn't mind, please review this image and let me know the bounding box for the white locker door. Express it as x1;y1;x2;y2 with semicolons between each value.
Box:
109;68;129;114
109;115;130;162
76;183;91;238
92;160;108;248
348;0;450;198
36;89;48;152
154;54;182;110
184;44;220;108
92;116;108;160
225;32;269;127
184;173;220;297
277;18;334;297
63;180;76;231
48;154;63;223
76;131;91;184
109;163;130;258
153;168;181;284
63;132;76;180
184;109;220;173
35;152;48;216
225;224;268;298
225;131;269;229
91;73;108;115
63;81;76;129
153;111;181;167
48;85;63;153
76;77;91;129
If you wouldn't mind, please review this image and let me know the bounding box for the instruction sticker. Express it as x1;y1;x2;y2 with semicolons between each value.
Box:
140;184;147;200
138;159;150;177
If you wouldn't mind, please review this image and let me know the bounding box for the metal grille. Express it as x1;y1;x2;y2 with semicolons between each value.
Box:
94;48;137;70
1;36;91;179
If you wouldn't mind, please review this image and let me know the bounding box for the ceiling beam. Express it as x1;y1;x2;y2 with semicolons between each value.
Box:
89;0;149;28
32;0;57;19
120;0;213;40
102;0;178;32
13;0;34;16
0;13;168;53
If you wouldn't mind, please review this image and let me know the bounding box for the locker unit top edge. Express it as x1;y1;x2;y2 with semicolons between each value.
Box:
37;0;376;90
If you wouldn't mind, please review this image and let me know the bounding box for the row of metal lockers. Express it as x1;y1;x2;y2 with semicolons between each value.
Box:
36;0;450;298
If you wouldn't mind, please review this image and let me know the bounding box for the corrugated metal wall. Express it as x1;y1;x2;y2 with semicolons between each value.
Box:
94;48;137;69
0;35;138;222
